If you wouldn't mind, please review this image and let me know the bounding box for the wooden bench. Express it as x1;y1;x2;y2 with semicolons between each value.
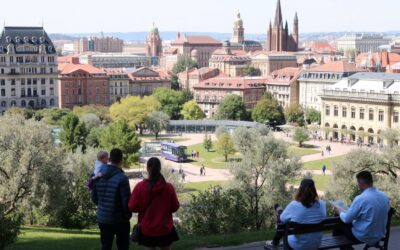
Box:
273;207;395;250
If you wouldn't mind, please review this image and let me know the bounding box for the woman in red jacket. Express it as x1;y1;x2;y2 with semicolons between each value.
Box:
128;157;180;250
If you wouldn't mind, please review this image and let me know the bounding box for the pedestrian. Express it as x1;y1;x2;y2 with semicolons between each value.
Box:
128;157;180;250
322;164;326;176
181;172;186;182
200;167;203;176
202;166;206;176
197;151;200;158
92;148;132;250
321;150;324;157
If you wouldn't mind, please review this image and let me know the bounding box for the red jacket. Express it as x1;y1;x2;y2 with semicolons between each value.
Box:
128;178;180;237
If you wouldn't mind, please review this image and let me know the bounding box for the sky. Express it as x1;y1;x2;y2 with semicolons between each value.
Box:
2;0;400;34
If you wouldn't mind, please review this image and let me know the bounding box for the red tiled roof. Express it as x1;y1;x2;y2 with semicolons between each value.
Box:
356;52;400;68
172;35;222;45
59;63;106;75
267;67;302;85
306;60;361;73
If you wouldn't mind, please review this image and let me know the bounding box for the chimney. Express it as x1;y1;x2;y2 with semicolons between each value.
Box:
71;57;80;64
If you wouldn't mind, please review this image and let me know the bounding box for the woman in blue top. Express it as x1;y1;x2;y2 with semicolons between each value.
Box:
265;179;326;250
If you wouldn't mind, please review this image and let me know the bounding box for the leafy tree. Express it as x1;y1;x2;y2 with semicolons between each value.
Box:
230;128;302;229
86;126;104;148
243;64;261;76
0;115;64;216
181;100;205;120
327;148;400;211
381;128;400;148
57;148;98;229
284;104;305;126
100;120;141;168
251;92;285;124
215;126;228;138
305;107;321;125
146;111;170;139
80;113;102;129
171;57;198;89
179;186;250;235
73;105;111;122
153;87;188;119
0;206;22;250
5;107;38;120
216;95;247;121
109;95;160;134
215;133;236;162
60;113;89;153
203;134;213;152
293;127;309;147
36;108;72;126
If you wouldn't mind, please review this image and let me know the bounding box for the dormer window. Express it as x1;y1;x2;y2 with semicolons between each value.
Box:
31;36;37;43
15;36;20;43
23;36;29;43
5;36;11;43
39;36;45;43
48;46;53;52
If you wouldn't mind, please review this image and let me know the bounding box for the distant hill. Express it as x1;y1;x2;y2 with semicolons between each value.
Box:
49;31;400;43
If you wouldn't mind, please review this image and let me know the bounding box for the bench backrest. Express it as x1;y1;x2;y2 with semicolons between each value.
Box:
277;207;395;249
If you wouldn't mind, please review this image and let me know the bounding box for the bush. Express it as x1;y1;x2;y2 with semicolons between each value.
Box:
179;186;250;235
0;206;23;250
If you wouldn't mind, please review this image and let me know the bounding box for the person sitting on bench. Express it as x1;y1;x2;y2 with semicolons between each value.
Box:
333;171;389;248
265;179;326;250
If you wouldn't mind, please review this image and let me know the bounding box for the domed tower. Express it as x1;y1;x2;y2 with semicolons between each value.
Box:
146;23;162;57
231;11;244;44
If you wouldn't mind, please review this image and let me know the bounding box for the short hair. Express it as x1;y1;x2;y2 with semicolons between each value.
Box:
295;179;319;208
97;150;108;160
109;148;123;164
356;171;373;185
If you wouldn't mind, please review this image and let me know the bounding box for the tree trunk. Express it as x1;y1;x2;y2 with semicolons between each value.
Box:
155;132;158;139
225;155;228;162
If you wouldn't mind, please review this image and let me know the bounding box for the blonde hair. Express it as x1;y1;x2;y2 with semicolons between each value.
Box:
97;150;108;160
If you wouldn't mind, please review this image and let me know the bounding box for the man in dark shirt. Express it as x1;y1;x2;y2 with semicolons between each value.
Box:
92;148;131;250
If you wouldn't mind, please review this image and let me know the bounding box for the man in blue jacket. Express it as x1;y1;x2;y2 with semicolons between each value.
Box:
92;148;132;250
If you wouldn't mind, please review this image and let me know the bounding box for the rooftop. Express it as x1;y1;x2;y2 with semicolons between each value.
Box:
172;35;222;45
305;60;361;73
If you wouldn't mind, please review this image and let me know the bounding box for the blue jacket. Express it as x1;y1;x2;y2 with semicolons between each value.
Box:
91;164;132;224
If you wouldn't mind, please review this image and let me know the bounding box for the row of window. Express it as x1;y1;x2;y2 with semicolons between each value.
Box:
0;78;55;85
64;87;106;95
1;87;54;97
64;95;108;104
325;105;399;123
64;81;107;87
0;99;55;108
0;56;55;64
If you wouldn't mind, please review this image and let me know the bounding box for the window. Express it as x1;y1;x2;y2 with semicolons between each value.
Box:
394;111;399;123
50;88;54;95
41;79;46;85
11;88;15;96
325;105;330;116
0;79;5;86
369;109;374;121
11;79;15;85
0;101;5;107
21;88;25;96
378;110;384;122
342;107;347;117
41;89;46;96
359;108;364;120
1;89;5;97
334;106;338;117
351;107;356;119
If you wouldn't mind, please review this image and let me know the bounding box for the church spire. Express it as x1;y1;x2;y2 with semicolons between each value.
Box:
274;0;283;27
294;11;298;22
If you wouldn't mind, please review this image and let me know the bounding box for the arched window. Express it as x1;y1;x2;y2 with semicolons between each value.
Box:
10;100;17;107
41;99;46;107
21;100;26;107
50;99;55;106
0;101;6;107
28;100;35;108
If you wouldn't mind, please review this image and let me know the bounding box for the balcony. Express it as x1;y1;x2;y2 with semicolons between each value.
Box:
321;89;395;102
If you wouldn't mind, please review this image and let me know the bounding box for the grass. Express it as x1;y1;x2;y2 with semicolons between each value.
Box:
312;175;331;192
179;180;227;203
7;226;275;250
288;146;320;156
186;142;241;169
303;155;345;171
139;135;189;143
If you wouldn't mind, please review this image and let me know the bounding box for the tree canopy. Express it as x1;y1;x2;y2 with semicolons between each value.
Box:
99;119;141;168
180;100;205;120
60;113;88;153
73;105;110;122
171;57;198;89
251;92;285;124
243;64;261;77
109;95;160;134
215;132;236;162
304;107;321;125
146;111;170;139
216;95;248;121
284;104;305;126
153;87;189;120
293;127;309;147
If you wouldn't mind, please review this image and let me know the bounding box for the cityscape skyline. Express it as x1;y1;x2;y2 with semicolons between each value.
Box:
2;0;400;35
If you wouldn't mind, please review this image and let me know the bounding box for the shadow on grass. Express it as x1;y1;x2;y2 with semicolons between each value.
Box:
300;144;318;148
22;227;99;235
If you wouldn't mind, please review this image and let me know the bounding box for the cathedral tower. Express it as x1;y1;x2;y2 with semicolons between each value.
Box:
146;23;162;57
231;11;244;44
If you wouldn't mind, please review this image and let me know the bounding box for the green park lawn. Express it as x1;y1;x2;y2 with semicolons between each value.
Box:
186;142;241;169
288;146;320;156
6;226;275;250
303;155;345;171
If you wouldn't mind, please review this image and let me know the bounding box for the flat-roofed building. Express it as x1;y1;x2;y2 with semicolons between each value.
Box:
336;34;391;54
250;51;298;76
320;72;400;145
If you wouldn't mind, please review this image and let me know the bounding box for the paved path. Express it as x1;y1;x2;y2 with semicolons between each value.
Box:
196;227;400;250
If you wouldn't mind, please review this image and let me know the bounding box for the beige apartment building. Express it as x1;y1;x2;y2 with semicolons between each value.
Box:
250;51;297;76
320;72;400;145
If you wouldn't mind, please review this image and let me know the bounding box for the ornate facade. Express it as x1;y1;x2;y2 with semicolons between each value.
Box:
266;0;299;52
146;24;162;57
229;12;262;52
320;72;400;145
0;26;58;114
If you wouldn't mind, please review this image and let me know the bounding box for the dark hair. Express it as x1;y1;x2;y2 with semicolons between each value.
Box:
109;148;123;165
356;171;373;185
147;157;163;191
295;179;318;208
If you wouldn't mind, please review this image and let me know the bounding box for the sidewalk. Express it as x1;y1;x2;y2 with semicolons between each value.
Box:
196;227;400;250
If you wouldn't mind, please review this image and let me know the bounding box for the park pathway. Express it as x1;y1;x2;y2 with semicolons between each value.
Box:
196;227;400;250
